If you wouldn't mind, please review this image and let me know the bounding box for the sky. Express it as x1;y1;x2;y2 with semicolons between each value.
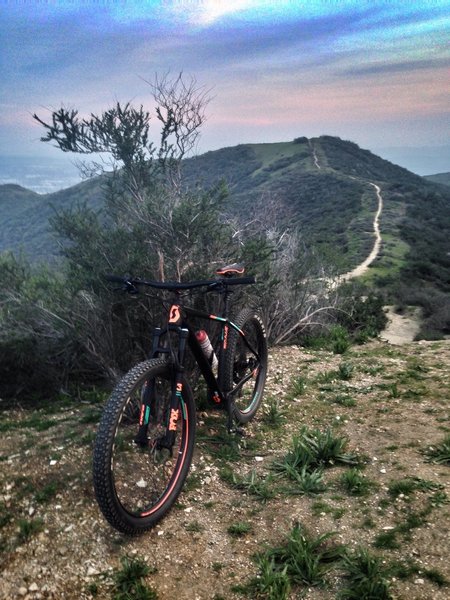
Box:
1;0;449;173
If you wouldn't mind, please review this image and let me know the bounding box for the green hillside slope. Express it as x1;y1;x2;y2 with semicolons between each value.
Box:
0;179;103;262
424;172;450;187
1;137;449;307
182;137;450;290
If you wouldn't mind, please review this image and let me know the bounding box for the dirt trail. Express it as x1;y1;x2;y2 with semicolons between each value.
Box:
380;305;421;344
308;140;383;285
308;143;414;343
341;182;383;281
309;140;321;170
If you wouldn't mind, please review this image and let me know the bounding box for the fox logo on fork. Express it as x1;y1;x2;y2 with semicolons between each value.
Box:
168;408;179;431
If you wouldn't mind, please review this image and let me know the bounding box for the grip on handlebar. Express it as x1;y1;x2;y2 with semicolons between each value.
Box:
105;274;129;284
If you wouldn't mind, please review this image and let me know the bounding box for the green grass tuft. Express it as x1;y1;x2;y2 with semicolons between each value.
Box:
287;375;307;398
267;524;344;586
237;556;291;600
262;397;286;427
338;548;393;599
282;465;326;496
112;555;157;600
227;522;252;538
338;362;354;380
229;469;275;502
17;518;44;543
423;434;450;464
273;427;359;476
340;468;374;496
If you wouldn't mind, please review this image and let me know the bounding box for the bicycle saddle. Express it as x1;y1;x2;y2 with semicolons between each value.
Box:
216;263;245;277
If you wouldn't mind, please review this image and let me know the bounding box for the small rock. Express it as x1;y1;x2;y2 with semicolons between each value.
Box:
415;578;425;585
29;582;39;592
255;456;264;462
18;587;27;597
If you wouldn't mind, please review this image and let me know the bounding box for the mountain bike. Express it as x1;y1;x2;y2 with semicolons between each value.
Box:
93;264;268;534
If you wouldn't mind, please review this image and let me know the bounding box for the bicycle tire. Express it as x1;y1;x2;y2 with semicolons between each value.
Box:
93;358;195;534
223;308;268;423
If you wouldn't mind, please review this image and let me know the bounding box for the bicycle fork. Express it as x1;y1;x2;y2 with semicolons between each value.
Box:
134;326;189;452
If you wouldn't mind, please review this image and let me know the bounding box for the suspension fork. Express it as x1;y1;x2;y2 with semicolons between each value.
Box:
134;326;189;449
163;327;189;449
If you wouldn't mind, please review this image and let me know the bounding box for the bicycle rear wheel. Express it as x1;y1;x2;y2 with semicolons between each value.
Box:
223;309;268;423
93;358;195;534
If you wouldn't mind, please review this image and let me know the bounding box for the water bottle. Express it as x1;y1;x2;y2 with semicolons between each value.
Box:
195;330;218;372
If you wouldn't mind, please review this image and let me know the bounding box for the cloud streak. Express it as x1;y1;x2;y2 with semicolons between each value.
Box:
0;1;449;157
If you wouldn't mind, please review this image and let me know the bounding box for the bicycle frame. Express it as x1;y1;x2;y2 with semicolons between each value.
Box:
143;294;262;437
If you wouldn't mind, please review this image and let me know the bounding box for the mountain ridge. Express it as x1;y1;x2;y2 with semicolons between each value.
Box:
424;172;450;187
0;136;449;297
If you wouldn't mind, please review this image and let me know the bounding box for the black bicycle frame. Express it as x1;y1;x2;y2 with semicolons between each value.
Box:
144;298;261;436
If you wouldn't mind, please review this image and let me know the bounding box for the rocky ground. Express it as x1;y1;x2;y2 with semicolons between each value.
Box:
1;339;449;599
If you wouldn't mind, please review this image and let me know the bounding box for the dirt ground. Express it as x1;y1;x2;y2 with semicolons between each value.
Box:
380;306;421;345
1;339;449;599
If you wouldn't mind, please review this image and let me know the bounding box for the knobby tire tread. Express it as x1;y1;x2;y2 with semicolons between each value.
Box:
223;308;268;423
93;358;195;534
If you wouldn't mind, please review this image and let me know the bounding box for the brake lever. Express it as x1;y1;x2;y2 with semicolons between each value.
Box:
207;281;221;292
125;281;139;295
110;281;139;294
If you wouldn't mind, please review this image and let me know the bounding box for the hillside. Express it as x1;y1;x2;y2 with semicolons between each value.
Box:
0;178;103;262
424;172;450;187
1;339;449;599
0;137;449;338
181;137;450;299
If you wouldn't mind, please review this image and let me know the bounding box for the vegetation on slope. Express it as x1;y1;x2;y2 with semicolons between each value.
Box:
424;172;450;187
1;136;448;296
0;88;448;403
2;78;388;402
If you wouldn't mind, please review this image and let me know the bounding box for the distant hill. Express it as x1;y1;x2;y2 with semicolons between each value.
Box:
370;144;450;176
0;178;103;262
181;137;450;297
1;137;449;309
424;172;450;187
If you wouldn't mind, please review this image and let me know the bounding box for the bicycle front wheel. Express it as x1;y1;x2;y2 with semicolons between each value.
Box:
93;358;195;534
223;309;268;423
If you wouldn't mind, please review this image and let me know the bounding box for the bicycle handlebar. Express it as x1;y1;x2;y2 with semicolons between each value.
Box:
105;274;256;291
